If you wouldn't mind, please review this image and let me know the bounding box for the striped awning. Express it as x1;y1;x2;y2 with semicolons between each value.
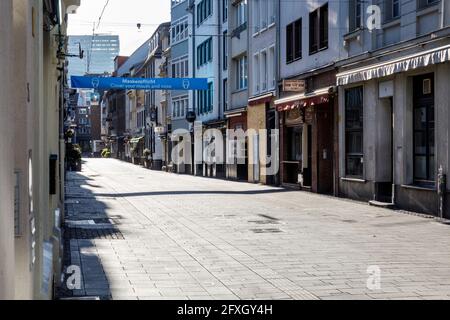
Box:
274;87;332;112
337;44;450;86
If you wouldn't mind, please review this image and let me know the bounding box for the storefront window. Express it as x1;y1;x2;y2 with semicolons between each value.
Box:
286;126;302;162
345;86;364;178
413;74;435;183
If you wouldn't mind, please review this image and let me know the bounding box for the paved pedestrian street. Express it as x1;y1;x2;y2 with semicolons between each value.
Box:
59;159;450;300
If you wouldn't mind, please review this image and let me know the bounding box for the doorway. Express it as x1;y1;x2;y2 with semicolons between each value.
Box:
375;97;394;203
316;107;334;194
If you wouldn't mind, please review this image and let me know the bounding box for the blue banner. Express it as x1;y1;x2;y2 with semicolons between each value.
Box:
71;76;209;91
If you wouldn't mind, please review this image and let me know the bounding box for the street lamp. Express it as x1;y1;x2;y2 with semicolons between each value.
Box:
186;111;197;175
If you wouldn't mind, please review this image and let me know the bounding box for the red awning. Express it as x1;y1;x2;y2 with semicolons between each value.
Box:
276;94;330;112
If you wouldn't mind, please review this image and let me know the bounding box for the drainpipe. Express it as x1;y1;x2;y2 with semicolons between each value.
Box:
189;1;196;175
438;166;447;219
275;0;281;186
217;1;222;121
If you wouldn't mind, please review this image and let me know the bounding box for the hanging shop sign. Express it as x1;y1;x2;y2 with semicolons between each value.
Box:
71;76;209;91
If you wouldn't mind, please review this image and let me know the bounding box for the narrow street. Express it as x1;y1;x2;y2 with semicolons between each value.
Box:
61;159;450;300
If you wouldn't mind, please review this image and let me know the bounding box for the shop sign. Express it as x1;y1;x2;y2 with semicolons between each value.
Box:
283;80;306;93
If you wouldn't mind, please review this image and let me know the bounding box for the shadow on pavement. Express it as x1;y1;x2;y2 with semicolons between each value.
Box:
94;188;290;198
57;171;120;300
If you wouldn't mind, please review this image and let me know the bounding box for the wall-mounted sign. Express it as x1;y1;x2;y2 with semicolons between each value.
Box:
71;76;209;91
154;126;166;135
283;80;306;93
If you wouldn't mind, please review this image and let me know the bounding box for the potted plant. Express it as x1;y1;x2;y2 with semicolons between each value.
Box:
67;144;82;171
143;149;152;168
101;148;111;158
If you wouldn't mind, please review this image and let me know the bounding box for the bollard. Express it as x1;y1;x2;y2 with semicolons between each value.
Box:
438;166;446;219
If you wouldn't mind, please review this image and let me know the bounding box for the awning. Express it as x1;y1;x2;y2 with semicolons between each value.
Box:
274;87;332;112
129;136;144;144
337;44;450;86
224;107;247;118
248;92;275;106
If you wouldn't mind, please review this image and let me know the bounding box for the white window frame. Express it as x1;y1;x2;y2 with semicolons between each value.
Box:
172;55;189;78
260;49;268;92
268;45;276;90
252;0;260;35
237;0;247;27
236;55;248;91
253;53;260;94
172;95;188;120
170;16;189;46
171;0;186;8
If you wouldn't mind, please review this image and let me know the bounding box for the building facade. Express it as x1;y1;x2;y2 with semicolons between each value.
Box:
0;0;80;300
336;0;450;218
67;35;120;79
143;23;171;170
193;0;227;178
226;0;249;181
170;0;193;174
247;0;278;185
275;0;345;195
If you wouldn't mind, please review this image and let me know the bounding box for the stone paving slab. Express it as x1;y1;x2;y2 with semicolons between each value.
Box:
58;159;450;300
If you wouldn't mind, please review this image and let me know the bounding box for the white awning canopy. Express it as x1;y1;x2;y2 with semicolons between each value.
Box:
337;44;450;86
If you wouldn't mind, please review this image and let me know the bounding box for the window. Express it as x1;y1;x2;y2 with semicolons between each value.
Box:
385;0;400;21
236;0;247;27
253;0;275;33
171;16;189;45
223;31;228;70
268;0;276;25
172;56;189;78
418;0;440;9
413;74;435;182
345;86;364;178
349;0;362;32
393;0;400;18
253;0;260;33
197;82;213;114
309;3;328;54
253;54;260;94
319;4;328;49
79;108;87;115
197;0;212;26
172;96;188;119
197;37;212;68
223;0;228;22
286;18;302;63
260;50;267;91
268;46;275;89
236;55;248;90
223;79;228;110
171;0;186;7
